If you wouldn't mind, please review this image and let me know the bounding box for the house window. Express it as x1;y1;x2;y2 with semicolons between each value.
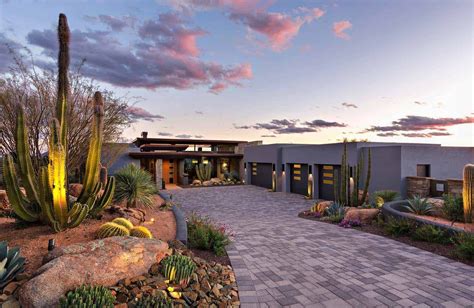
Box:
417;164;431;177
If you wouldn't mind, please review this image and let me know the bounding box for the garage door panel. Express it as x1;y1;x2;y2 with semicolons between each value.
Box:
290;164;308;195
250;163;273;189
318;165;340;200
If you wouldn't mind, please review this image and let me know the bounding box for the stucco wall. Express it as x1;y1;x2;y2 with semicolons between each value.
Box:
106;143;140;175
400;146;474;197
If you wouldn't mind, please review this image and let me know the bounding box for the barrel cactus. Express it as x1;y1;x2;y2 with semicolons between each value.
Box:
59;285;115;308
2;14;115;232
130;226;153;239
463;164;473;223
96;222;130;239
161;255;196;286
0;241;25;290
111;218;134;230
134;295;173;308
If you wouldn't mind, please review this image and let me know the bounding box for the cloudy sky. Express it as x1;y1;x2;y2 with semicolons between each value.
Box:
0;0;472;146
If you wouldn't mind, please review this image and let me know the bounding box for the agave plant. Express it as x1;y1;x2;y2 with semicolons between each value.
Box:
114;164;156;208
325;202;346;217
2;14;115;232
0;241;25;290
404;196;435;215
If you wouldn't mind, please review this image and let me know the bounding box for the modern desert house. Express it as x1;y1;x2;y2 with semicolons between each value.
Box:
106;132;258;188
244;142;474;199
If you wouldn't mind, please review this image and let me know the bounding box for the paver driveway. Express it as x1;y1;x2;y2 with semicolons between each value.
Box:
169;186;474;308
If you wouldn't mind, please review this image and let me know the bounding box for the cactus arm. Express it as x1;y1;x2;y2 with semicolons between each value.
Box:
3;155;39;222
463;164;473;223
66;203;89;228
15;106;40;204
37;166;57;225
56;13;70;148
78;92;104;203
361;148;371;206
48;119;68;226
90;176;115;216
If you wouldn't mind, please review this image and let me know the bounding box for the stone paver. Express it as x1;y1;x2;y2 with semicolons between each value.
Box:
169;186;474;307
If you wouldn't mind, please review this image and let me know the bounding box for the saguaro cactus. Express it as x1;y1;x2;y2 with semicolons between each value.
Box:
2;13;114;231
463;164;473;223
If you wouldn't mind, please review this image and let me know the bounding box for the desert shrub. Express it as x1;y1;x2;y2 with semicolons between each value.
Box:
384;217;414;237
187;213;231;256
338;219;362;228
372;190;399;203
403;196;435;215
441;195;464;222
452;233;474;260
59;285;115;308
114;164;156;208
411;225;450;244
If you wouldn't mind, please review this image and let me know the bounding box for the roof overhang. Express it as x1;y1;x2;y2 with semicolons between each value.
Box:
132;137;247;147
129;151;243;159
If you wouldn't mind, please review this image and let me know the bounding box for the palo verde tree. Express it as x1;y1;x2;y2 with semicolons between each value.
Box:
2;14;115;232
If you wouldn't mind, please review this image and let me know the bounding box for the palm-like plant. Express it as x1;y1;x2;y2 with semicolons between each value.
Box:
114;164;156;208
404;195;435;215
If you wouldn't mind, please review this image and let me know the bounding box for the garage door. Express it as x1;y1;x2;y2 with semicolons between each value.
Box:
250;163;273;189
318;165;340;200
290;164;308;195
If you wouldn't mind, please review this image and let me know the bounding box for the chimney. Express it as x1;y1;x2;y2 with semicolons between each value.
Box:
141;131;148;139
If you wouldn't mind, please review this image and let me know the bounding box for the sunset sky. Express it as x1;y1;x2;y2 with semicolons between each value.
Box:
0;0;472;146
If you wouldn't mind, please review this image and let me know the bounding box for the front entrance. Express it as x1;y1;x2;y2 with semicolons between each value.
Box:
290;163;308;195
318;165;340;200
163;159;178;184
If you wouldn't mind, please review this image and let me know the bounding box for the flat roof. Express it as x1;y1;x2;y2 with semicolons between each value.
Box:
133;137;247;147
129;151;243;159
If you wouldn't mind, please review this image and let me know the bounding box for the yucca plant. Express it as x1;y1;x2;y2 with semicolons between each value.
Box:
2;14;115;232
59;285;115;308
114;164;156;208
0;241;25;290
373;190;399;203
404;196;435;215
161;255;196;286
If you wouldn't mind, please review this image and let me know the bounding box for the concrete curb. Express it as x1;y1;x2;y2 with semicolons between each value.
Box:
158;191;188;245
382;200;467;235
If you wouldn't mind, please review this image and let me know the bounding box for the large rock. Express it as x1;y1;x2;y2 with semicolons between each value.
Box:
106;205;146;224
314;201;333;214
19;237;169;308
344;208;380;224
68;183;83;198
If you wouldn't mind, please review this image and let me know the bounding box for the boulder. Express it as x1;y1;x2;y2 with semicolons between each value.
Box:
202;181;212;186
210;178;221;185
20;237;169;308
315;201;333;214
106;205;146;224
68;183;83;198
192;179;202;186
426;198;444;217
344;208;379;224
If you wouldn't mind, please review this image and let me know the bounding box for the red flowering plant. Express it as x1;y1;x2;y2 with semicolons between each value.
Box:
187;212;233;256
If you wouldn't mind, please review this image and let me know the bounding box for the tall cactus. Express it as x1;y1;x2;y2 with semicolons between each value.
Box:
463;164;473;223
339;143;348;204
78;92;104;204
360;148;371;206
196;163;212;181
2;13;114;232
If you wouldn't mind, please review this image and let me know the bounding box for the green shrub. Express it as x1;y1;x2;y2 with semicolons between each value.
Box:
114;164;156;208
441;195;464;222
0;241;26;290
404;196;435;215
187;213;231;256
59;285;115;308
411;225;450;244
133;295;173;308
384;217;414;237
453;233;474;261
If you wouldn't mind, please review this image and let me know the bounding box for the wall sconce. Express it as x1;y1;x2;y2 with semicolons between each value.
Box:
309;165;312;175
281;164;285;172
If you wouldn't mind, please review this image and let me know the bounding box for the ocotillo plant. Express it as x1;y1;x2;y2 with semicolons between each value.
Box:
2;14;115;231
463;164;473;223
196;163;212;181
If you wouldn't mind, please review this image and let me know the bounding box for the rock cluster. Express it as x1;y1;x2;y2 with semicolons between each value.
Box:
191;178;242;187
112;241;239;307
107;204;147;224
344;208;380;224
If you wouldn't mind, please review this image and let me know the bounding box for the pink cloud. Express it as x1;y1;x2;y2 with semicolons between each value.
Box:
297;7;325;22
209;82;227;94
333;20;352;39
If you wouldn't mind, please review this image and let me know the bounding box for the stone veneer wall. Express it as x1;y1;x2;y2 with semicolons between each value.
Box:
447;179;463;196
406;176;432;198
